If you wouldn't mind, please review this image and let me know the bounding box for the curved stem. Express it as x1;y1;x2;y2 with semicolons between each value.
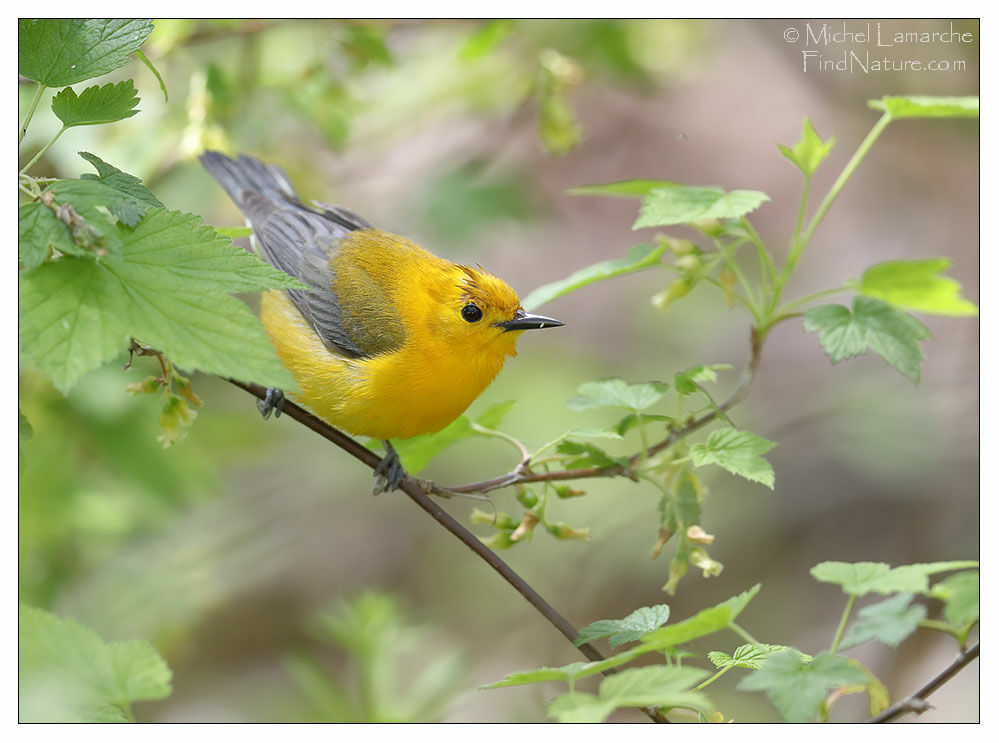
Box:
19;82;46;145
227;378;665;723
829;595;857;654
20;125;68;176
868;642;979;723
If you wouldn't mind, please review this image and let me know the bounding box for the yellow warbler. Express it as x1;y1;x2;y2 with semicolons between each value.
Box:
200;152;562;490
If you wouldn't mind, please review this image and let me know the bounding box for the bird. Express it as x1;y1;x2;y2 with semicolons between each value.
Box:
200;151;563;492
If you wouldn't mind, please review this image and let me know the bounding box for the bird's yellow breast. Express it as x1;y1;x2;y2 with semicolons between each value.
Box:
260;289;513;439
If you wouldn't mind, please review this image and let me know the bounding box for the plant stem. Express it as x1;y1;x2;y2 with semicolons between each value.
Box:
20;125;68;176
829;595;857;654
767;112;893;318
693;665;732;691
19;82;46;145
729;622;764;650
777;284;852;315
741;217;777;289
802;112;892;250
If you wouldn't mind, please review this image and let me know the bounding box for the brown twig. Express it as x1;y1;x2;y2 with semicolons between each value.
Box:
868;642;979;723
438;326;763;496
227;378;669;723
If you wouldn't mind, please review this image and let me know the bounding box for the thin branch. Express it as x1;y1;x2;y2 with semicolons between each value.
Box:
868;642;979;723
227;378;667;723
442;325;763;495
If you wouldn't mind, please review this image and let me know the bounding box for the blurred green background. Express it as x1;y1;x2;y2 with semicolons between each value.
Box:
18;19;979;722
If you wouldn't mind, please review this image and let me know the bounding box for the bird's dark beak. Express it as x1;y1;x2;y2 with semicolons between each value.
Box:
497;308;564;332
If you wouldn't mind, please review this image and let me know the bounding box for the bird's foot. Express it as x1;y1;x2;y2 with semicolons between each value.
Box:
257;387;286;419
373;440;407;494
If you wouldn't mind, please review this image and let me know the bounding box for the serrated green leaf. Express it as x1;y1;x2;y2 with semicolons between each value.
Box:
868;95;979;119
51;81;140;128
568;179;678;198
567;377;669;413
575;605;671;648
738;650;868;722
18;19;154;87
777;117;835;177
19;604;171;723
708;643;808;671
18;207;300;393
547;692;614;723
856;258;978;317
930;571;979;627
690;427;776;488
641;584;760;650
810;560;978;597
840;593;926;650
803;296;931;383
76;152;163;227
574;619;622;647
19;202;78;269
569;425;626;440
521;243;665;310
599;665;711;711
634;184;770;229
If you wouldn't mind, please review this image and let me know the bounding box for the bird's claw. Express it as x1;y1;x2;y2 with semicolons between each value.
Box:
373;440;406;494
257;387;286;419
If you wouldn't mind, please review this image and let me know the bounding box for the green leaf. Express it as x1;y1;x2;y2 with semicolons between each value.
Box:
19;409;34;441
474;399;517;430
51;81;140;128
214;226;254;239
18;207;300;393
598;665;711;712
568;179;678;198
18;202;77;269
776;117;836;177
673;363;732;396
76;152;163;227
708;644;810;671
381;415;473;474
738;650;868;723
689;427;777;489
613;413;671;437
930;571;979;627
803;296;930;383
18;19;154;87
575;604;671;648
868;95;979;120
641;584;760;650
547;692;614;723
634;184;770;229
459;19;515;60
555;439;628;469
810;560;979;597
521;243;665;310
484;646;647;689
840;593;926;650
856;258;978;317
19;604;171;722
567;377;669;413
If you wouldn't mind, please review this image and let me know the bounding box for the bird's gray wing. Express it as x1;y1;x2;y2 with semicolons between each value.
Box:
199;151;402;359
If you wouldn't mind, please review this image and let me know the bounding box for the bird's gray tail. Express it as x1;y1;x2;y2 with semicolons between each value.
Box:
199;151;299;212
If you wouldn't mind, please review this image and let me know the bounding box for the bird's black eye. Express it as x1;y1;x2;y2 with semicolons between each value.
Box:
461;303;483;323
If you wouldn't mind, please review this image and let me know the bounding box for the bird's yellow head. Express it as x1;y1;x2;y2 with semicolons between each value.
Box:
430;264;563;359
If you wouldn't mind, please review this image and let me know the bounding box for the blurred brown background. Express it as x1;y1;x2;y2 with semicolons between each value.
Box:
19;19;978;722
